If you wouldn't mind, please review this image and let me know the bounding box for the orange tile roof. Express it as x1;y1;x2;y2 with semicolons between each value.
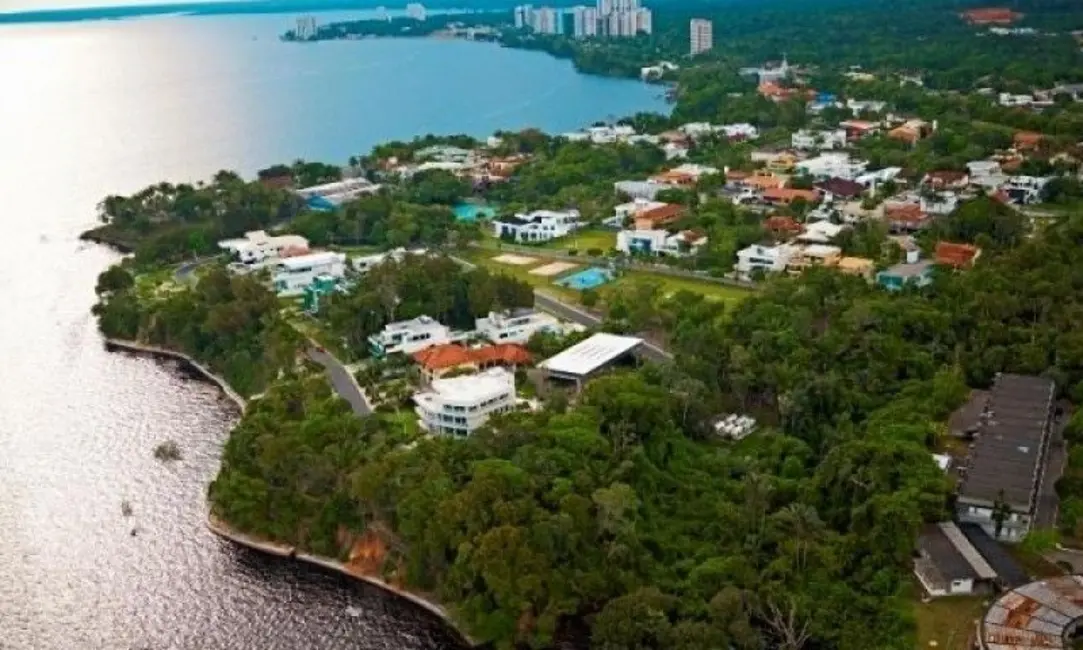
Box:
414;343;532;371
764;215;803;233
413;344;476;371
962;7;1022;24
885;203;927;224
473;343;532;367
925;170;969;185
1013;131;1045;150
935;241;982;268
635;203;685;227
744;174;786;190
762;187;820;204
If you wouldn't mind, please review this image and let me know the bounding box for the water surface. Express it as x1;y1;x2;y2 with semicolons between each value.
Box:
0;12;663;649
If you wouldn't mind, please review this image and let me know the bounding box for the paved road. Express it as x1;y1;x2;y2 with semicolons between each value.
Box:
307;347;372;416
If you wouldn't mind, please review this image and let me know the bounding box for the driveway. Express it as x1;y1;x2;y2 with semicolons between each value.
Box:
307;347;372;416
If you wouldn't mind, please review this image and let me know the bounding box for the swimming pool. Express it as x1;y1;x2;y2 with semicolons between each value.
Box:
452;202;497;222
556;267;614;290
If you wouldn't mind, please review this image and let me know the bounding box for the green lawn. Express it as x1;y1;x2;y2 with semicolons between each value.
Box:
541;229;616;253
913;593;985;650
619;271;754;308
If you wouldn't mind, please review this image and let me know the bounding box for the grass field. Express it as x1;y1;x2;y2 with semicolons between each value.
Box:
913;594;985;650
540;229;617;252
621;270;753;308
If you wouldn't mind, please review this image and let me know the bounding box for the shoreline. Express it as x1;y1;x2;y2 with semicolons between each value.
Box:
206;515;475;647
103;338;247;411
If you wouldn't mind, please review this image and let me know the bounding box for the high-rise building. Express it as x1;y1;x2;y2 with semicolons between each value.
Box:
596;0;613;17
405;3;426;20
634;7;652;35
374;6;389;21
613;0;638;12
690;18;713;55
294;16;318;40
514;4;532;29
531;7;561;34
572;6;599;38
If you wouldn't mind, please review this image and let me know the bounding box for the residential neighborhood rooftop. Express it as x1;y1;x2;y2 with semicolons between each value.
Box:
539;333;643;378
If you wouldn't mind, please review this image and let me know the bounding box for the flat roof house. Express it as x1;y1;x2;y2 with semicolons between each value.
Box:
795;153;868;181
735;243;798;280
368;315;453;358
413;367;516;437
218;230;310;266
475;309;562;344
492;209;582;244
539;333;643;390
877;249;934;290
787;244;842;274
270;251;346;297
617;229;707;257
956;373;1057;542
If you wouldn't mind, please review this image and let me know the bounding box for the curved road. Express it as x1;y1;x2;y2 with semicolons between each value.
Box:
307;347;372;416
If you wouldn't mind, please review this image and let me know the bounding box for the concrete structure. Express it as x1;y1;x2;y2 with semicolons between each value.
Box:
791;129;847;151
294;16;318;40
616;229;707;257
712;414;757;440
689;18;713;55
572;6;600;38
270;251;346;297
796;153;868;180
914;521;998;597
475;309;562;344
368;315;453;358
539;333;643;388
797;220;846;244
977;575;1083;650
405;2;426;20
877;248;933;290
735;243;797;280
787;244;842;274
614;179;675;201
639;60;677;80
493;209;582;243
956;373;1057;542
218;230;309;265
413;368;516;437
350;247;426;274
297;178;382;211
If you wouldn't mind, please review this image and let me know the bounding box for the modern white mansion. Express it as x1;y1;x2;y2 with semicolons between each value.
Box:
492;209;582;243
270;251;347;297
413;367;516;436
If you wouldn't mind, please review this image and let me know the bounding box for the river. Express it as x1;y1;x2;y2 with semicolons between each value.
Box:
0;11;664;649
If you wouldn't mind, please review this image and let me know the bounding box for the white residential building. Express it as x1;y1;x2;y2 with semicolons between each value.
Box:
855;166;903;190
679;121;759;141
561;124;637;144
690;18;713;55
920;192;960;216
617;229;707;257
735;244;798;279
270;251;346;297
294;16;318;40
613;198;667;222
797;220;847;244
796;153;869;180
493;209;582;243
640;60;678;80
572;6;599;38
791;129;848;151
721;123;760;140
475;309;562;344
614;180;671;201
350;247;427;273
369;315;453;357
414;368;516;437
846;99;887;115
1003;175;1052;204
999;93;1034;107
218;230;309;265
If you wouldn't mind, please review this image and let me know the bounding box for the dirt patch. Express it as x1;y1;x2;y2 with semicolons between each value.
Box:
492;253;537;266
530;261;578;277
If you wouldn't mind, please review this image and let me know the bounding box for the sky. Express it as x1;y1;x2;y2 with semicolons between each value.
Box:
0;0;221;10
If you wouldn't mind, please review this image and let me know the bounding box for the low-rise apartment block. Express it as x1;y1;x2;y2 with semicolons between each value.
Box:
475;309;562;344
368;315;454;358
493;209;582;243
270;251;347;297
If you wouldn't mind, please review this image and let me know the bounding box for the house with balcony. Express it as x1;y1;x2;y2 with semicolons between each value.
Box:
413;367;516;437
616;228;707;257
270;251;347;297
368;315;454;358
734;243;798;280
795;152;868;180
475;309;562;344
412;343;532;383
791;128;847;151
219;230;310;266
787;244;842;274
493;209;582;243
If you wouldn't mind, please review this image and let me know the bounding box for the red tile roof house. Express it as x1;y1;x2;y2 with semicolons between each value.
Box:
1013;131;1046;152
934;241;982;269
763;215;804;240
761;187;822;206
633;203;686;230
923;170;970;191
961;7;1023;25
884;202;930;232
413;343;532;383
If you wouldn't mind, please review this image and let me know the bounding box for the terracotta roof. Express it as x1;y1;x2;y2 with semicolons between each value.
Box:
1013;131;1045;149
651;169;697;185
677;229;708;244
837;256;874;272
961;7;1021;24
413;344;476;371
414;343;532;371
726;169;751;181
840;120;879;132
764;215;804;233
935;241;982;268
885;203;927;224
744;174;786;190
888;125;922;144
925;170;969;185
762;187;821;204
816;177;866;198
635;203;685;226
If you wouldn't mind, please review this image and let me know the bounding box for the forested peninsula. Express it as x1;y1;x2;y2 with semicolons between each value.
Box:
85;0;1083;647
